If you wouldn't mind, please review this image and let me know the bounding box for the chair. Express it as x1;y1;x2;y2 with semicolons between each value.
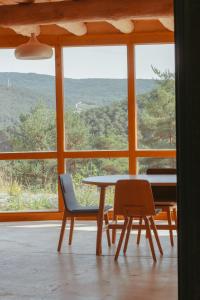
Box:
57;174;112;252
143;168;177;247
114;180;163;261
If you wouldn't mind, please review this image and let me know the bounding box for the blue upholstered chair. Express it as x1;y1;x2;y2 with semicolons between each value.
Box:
57;174;112;251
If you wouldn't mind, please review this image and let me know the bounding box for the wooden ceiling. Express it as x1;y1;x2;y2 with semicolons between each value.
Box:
0;0;174;38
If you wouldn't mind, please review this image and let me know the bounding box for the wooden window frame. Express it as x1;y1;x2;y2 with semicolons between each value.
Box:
0;32;175;221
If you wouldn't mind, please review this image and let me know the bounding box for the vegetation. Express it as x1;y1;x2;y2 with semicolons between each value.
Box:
0;72;157;128
0;70;175;211
138;68;176;149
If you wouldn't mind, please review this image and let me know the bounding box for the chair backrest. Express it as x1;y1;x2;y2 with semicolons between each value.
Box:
59;174;80;212
114;180;155;217
146;168;176;175
146;168;176;201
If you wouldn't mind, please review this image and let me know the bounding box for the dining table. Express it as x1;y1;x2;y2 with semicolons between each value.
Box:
82;174;177;256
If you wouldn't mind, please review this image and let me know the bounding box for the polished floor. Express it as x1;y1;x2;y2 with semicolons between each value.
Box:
0;221;177;300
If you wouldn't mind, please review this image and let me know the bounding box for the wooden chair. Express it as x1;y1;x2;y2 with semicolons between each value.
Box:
142;168;177;247
112;169;177;246
114;180;163;261
57;174;112;252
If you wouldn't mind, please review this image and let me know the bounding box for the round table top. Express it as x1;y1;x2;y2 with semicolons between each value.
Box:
82;174;177;187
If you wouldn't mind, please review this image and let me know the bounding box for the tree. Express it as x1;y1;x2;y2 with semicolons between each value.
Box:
138;68;176;149
65;109;90;150
82;99;128;150
5;103;57;192
8;103;56;152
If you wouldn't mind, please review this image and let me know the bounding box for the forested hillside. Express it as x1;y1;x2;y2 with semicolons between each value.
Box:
0;72;157;128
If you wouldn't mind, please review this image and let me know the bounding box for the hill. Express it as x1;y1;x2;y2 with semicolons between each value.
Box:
0;72;157;128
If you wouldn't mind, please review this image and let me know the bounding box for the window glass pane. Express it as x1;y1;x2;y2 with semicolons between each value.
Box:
0;160;57;211
65;158;128;206
63;46;128;151
135;44;176;150
137;158;176;174
0;49;56;152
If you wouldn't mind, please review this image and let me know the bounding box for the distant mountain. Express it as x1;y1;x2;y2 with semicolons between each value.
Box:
0;72;157;128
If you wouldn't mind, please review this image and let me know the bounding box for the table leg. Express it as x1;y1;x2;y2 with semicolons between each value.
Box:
96;186;106;256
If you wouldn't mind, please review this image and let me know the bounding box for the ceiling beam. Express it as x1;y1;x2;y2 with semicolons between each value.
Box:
8;25;40;36
0;0;173;26
107;20;134;34
159;17;174;31
57;22;87;36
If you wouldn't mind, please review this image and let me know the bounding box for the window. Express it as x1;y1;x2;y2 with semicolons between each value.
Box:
0;160;57;211
0;42;176;218
137;158;176;174
63;46;128;151
0;49;56;152
65;158;128;206
135;44;176;150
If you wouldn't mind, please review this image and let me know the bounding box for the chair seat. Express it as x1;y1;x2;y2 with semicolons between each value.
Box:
70;205;112;214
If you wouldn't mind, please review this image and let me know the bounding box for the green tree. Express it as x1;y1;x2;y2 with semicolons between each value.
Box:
82;99;128;150
138;68;176;149
5;103;57;192
65;109;90;150
8;103;56;152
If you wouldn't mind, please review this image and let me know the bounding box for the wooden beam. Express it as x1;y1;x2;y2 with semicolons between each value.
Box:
107;20;134;34
63;150;129;159
127;44;137;174
0;31;174;48
0;0;173;26
0;152;57;160
159;17;174;31
8;24;40;36
55;46;65;211
57;22;87;36
136;149;176;158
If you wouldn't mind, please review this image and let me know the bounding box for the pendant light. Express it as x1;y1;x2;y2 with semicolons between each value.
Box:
15;33;53;60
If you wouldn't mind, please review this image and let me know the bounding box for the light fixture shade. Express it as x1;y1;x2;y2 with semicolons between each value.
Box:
15;34;53;60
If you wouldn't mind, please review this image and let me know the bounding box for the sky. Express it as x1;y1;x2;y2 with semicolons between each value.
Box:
0;44;174;79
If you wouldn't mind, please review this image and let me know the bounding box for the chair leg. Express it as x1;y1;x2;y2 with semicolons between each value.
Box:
112;215;118;244
145;222;149;239
104;213;111;247
144;217;157;262
149;216;163;256
123;217;133;254
57;211;67;252
115;217;129;261
69;217;75;245
166;207;174;246
136;217;143;245
172;207;177;231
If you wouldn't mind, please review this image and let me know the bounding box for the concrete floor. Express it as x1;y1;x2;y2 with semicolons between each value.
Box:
0;221;177;300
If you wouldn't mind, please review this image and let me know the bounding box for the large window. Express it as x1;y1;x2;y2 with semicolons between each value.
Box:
0;41;176;217
135;44;176;150
0;49;57;212
0;49;56;152
63;46;128;151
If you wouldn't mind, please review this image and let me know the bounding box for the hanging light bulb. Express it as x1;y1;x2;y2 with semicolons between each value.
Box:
15;33;53;60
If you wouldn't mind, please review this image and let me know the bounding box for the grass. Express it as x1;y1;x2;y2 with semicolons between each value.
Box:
0;176;115;211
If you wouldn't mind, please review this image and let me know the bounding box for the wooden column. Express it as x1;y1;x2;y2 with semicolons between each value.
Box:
127;44;137;174
55;46;65;211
